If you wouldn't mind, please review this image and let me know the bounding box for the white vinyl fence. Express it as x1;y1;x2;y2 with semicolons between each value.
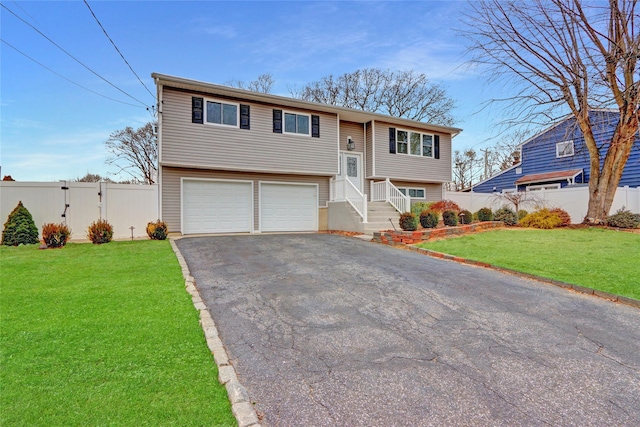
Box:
444;186;640;224
0;181;158;240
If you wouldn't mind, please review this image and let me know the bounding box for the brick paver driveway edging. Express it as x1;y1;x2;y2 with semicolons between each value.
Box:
176;233;640;427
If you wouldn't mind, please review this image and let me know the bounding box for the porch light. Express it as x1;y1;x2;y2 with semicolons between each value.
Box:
347;136;355;151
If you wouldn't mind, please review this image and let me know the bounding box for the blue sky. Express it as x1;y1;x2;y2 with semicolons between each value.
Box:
1;0;506;182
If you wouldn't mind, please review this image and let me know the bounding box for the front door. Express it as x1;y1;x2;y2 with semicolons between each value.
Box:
339;152;363;193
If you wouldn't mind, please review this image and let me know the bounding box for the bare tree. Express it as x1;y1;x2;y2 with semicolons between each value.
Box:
74;173;111;183
291;68;457;126
105;122;157;184
465;0;639;224
226;73;274;93
484;130;528;177
452;149;482;190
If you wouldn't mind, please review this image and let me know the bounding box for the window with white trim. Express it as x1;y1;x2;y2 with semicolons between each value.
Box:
398;187;426;198
284;112;310;135
206;100;238;127
556;140;574;158
527;183;561;191
397;129;434;157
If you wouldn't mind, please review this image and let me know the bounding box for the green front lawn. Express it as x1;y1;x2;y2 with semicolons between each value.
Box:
1;241;236;426
418;228;640;300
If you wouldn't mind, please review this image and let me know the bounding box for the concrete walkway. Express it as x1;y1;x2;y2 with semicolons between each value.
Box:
176;233;640;426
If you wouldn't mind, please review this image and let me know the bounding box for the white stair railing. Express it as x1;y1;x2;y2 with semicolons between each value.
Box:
330;178;368;223
371;178;410;214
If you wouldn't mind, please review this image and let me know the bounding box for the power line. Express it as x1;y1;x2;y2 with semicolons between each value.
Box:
1;39;145;108
83;0;155;100
1;3;149;108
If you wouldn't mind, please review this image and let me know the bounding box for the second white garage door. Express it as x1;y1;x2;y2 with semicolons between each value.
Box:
260;183;318;232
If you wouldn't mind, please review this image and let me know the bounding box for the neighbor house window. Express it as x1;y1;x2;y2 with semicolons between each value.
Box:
556;140;574;158
527;183;561;191
398;187;426;198
284;112;310;135
397;129;434;157
206;100;238;127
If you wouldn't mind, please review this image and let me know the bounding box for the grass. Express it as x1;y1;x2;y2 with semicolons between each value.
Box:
0;240;236;426
418;227;640;300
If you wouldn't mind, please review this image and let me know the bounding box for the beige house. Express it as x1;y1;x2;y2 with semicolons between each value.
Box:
153;73;462;234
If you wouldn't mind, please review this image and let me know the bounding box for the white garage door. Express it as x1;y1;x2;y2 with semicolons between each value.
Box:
182;179;252;234
260;183;318;232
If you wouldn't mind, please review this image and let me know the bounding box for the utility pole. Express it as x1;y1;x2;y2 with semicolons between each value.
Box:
480;148;490;181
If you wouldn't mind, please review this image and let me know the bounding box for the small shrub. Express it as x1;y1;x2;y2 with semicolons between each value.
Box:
399;212;418;231
606;207;640;229
411;201;433;217
520;208;563;229
42;223;71;248
442;210;458;226
2;201;39;246
87;219;113;244
146;220;168;240
419;210;439;229
430;199;461;214
517;210;529;221
549;208;571;227
459;209;472;224
494;206;518;226
477;207;493;222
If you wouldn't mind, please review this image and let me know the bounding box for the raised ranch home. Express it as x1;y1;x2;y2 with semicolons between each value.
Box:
153;73;461;234
472;110;640;193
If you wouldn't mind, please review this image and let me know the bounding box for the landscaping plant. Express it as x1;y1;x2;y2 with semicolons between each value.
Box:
459;209;473;224
1;201;39;246
419;210;439;229
41;223;72;248
606;207;640;229
411;201;433;217
399;212;418;231
442;210;458;226
477;207;493;222
430;199;461;214
549;208;572;226
517;209;529;221
87;219;114;244
146;220;169;240
494;206;518;226
520;208;563;229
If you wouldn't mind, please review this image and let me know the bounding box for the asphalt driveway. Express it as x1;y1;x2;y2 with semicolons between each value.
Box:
176;234;640;426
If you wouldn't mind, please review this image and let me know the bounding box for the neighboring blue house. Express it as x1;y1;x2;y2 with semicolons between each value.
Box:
472;110;640;193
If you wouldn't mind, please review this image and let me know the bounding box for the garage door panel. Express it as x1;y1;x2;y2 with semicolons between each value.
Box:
260;183;317;232
183;180;252;234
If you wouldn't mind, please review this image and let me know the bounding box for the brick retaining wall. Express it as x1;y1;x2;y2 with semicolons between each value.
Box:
372;221;504;245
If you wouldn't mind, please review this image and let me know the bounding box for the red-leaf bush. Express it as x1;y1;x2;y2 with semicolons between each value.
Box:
42;223;71;248
430;200;461;214
549;208;571;227
87;219;113;244
146;220;168;240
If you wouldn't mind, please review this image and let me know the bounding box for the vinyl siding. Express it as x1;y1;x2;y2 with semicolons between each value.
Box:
161;88;339;175
339;121;365;152
373;121;452;182
162;166;330;233
474;111;640;193
391;180;443;202
365;121;373;178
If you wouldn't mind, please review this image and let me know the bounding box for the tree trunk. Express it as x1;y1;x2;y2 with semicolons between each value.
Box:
583;114;637;224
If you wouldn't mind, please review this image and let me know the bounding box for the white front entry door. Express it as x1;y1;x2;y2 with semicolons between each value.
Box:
339;152;363;193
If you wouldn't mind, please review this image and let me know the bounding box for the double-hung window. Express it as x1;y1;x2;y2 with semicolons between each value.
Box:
284;112;310;135
397;129;434;157
556;140;574;158
206;100;238;127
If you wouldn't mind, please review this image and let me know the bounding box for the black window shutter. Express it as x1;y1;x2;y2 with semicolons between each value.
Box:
311;115;320;138
240;104;250;130
434;135;440;159
273;109;282;133
192;97;203;124
389;127;396;154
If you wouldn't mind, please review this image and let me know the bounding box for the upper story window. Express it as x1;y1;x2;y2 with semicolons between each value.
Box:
398;187;426;198
397;130;434;157
206;100;238;127
284;112;310;135
556;140;574;158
